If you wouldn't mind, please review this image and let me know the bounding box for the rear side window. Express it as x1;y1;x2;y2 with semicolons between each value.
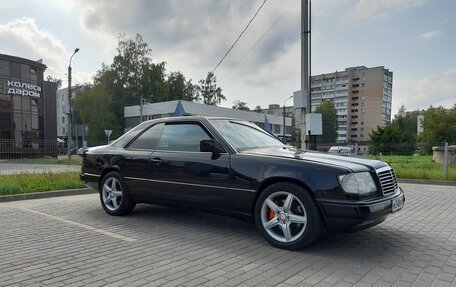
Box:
110;121;151;147
158;123;211;152
127;123;164;150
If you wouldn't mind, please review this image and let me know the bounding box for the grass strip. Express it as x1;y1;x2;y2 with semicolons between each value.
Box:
368;155;456;181
0;172;86;196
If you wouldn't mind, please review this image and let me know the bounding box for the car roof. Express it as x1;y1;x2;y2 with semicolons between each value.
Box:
142;115;238;124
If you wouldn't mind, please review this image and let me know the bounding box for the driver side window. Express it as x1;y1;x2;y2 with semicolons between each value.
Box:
158;123;211;152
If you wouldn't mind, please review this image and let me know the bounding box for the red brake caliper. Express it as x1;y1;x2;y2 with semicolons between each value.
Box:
269;199;282;219
269;209;275;220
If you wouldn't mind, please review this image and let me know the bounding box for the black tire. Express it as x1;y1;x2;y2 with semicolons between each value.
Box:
99;171;136;216
254;182;322;250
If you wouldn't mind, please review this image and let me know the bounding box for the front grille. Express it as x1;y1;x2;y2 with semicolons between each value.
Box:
376;167;398;195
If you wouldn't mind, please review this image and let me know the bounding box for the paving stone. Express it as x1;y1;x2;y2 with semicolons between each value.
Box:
0;183;455;286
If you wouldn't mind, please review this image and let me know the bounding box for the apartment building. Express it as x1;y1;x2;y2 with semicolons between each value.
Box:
261;104;294;117
310;66;393;142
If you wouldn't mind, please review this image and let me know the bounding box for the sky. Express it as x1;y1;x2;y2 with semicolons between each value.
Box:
0;0;454;114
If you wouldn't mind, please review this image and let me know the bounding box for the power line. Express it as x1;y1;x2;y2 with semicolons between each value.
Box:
230;0;294;72
211;0;267;73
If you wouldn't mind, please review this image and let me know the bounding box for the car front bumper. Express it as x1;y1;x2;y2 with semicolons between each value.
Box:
317;187;405;231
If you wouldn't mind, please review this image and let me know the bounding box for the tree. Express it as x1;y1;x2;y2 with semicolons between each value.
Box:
109;34;153;123
254;105;262;113
46;75;62;88
369;105;417;155
167;72;199;102
198;72;225;105
232;100;250;111
111;33;151;91
139;62;169;103
315;101;338;143
73;73;121;142
419;105;456;143
395;105;418;136
72;33;214;139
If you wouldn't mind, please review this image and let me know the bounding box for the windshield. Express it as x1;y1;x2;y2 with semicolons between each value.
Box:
210;119;284;151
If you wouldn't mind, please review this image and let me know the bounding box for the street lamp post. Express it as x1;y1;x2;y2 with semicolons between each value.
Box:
67;48;79;160
283;95;293;141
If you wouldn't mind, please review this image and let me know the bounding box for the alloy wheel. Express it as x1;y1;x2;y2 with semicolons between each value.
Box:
102;177;123;211
260;191;307;243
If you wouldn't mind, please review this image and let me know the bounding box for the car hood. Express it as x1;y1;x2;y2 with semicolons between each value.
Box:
240;147;387;172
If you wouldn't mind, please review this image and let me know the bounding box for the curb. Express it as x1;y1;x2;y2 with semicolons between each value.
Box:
398;178;456;186
0;188;96;203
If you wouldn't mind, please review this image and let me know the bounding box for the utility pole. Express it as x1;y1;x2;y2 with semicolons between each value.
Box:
283;95;293;141
140;94;143;123
301;0;312;149
67;48;79;160
283;105;286;141
67;66;72;159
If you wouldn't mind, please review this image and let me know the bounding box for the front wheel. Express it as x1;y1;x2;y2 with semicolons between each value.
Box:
100;171;136;216
254;183;322;250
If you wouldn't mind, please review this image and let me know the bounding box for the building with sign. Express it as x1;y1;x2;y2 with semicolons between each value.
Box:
0;54;57;156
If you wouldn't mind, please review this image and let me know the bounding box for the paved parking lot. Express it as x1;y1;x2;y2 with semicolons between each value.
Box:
1;183;456;287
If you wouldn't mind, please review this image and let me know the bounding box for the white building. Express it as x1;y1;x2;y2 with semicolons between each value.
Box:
124;100;293;140
56;86;87;139
56;87;69;138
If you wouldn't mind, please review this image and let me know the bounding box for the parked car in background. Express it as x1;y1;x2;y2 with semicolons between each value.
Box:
328;146;353;155
77;147;88;156
80;116;405;250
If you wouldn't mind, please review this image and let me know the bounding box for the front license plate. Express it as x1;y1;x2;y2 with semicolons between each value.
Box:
392;196;404;213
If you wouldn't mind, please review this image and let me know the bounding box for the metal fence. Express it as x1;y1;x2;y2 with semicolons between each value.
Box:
315;142;456;156
0;140;106;175
315;141;456;179
1;139;455;177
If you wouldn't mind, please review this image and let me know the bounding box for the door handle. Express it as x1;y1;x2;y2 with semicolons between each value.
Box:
151;157;162;165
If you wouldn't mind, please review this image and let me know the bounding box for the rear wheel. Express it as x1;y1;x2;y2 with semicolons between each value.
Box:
254;183;322;250
100;171;136;216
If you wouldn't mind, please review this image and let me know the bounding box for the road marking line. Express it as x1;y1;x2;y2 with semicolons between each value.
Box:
16;207;135;242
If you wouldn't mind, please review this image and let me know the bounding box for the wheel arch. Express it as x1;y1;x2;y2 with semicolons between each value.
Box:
98;166;124;192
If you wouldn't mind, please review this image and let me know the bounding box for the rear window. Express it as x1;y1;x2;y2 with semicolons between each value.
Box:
126;123;164;150
110;121;153;147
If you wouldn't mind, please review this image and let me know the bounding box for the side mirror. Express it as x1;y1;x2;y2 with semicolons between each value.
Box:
200;139;225;153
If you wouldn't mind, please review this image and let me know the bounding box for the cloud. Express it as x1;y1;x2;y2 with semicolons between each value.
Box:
420;30;443;41
0;17;92;85
74;1;256;64
342;0;425;24
394;68;456;113
71;1;303;80
0;18;68;67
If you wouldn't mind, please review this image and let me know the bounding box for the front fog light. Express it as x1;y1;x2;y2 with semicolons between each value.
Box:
338;172;377;195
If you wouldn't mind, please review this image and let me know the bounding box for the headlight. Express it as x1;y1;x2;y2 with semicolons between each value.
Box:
338;172;377;195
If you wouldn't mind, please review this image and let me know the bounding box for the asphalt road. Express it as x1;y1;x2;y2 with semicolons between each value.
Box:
1;183;456;286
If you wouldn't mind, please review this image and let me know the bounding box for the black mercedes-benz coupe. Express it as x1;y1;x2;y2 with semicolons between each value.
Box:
81;116;404;250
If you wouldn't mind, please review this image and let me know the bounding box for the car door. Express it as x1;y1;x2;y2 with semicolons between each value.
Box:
148;121;230;209
117;123;164;198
